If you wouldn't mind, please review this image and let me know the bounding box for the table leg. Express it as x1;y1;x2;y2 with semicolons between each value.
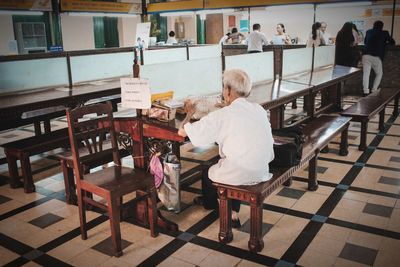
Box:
248;196;264;252
359;120;368;151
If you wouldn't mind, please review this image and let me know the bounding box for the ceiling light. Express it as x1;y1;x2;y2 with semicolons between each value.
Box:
0;10;43;15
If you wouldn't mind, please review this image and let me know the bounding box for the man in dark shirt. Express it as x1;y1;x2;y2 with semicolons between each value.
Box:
362;20;395;96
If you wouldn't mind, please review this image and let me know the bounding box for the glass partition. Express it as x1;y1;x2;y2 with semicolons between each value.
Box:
282;47;313;77
314;46;335;69
140;57;222;99
70;52;134;84
225;51;274;84
143;47;187;65
0;58;69;93
189;45;221;60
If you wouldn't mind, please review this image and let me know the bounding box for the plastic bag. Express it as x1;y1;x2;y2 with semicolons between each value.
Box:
157;153;182;213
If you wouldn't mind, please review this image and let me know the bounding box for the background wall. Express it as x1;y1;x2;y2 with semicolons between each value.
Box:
60;14;95;51
118;16;141;47
0;15;18;55
166;15;197;42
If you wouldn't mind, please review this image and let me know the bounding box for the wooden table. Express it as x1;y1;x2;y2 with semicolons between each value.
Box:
0;79;122;132
248;79;311;128
282;65;361;119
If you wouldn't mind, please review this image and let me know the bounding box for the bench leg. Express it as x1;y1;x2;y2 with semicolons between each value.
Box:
359;120;368;151
379;109;385;132
308;155;318;191
291;99;297;109
283;178;292;187
20;154;35;193
61;159;76;205
44;120;51;134
34;122;42;136
5;153;22;188
339;125;349;156
217;188;233;244
321;145;329;153
393;96;399;117
248;196;264;253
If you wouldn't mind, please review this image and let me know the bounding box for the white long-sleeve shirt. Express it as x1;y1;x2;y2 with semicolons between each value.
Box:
246;30;268;52
184;98;274;185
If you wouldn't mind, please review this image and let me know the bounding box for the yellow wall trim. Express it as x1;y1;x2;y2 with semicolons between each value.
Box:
147;0;203;13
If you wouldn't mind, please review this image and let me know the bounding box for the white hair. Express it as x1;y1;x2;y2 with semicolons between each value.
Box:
222;69;252;97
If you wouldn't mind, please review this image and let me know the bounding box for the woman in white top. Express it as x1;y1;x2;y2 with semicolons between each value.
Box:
307;22;325;47
166;31;178;45
271;23;292;45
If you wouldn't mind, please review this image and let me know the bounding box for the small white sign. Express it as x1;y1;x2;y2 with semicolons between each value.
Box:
121;78;151;109
135;22;151;49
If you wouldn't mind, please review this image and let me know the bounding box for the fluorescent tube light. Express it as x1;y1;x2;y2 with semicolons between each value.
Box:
196;8;235;15
265;4;313;11
0;10;43;16
317;1;372;8
66;12;138;17
159;11;195;17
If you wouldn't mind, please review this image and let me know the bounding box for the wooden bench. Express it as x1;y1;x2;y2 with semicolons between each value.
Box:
341;88;400;151
3;128;69;193
213;115;351;253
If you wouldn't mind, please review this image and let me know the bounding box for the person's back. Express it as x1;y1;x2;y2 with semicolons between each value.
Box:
247;24;268;53
230;28;244;44
205;98;273;185
166;31;178;45
364;28;395;60
362;20;395;95
307;22;324;47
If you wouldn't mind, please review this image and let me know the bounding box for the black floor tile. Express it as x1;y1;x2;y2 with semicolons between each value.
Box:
378;176;400;186
277;187;305;200
34;254;73;267
22;249;44;260
0;194;12;204
28;213;64;229
316;166;328;174
91;236;132;257
362;203;393;218
339;243;378;265
389;156;400;162
177;232;195;242
348;135;358;140
239;220;273;237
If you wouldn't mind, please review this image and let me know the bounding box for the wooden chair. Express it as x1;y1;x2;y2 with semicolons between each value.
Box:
66;102;158;257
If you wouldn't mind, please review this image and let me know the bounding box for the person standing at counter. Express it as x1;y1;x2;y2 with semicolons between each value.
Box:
271;23;292;45
307;22;325;47
362;20;395;96
320;22;332;45
219;32;231;45
166;31;178;45
247;23;268;53
335;22;359;68
230;28;245;44
178;69;274;228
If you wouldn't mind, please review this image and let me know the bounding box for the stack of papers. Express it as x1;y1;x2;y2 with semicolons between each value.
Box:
163;99;184;109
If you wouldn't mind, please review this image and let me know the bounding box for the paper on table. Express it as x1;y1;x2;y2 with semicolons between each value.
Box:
121;78;151;109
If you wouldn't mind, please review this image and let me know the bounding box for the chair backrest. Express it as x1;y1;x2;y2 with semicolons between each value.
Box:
66;102;121;182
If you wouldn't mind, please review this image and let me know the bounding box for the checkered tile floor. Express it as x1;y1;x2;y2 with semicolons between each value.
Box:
0;96;399;266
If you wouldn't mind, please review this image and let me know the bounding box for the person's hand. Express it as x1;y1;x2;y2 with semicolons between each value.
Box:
184;100;196;116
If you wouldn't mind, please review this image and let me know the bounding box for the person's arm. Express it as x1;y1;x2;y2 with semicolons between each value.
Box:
385;31;395;45
261;33;268;45
178;100;196;137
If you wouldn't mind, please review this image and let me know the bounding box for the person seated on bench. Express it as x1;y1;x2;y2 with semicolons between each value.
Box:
178;69;275;228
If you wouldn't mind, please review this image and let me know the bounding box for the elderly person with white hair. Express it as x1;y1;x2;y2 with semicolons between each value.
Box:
178;69;274;227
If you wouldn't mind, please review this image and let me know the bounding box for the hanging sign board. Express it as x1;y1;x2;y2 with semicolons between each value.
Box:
0;0;52;11
135;22;151;49
60;0;141;14
121;78;151;110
